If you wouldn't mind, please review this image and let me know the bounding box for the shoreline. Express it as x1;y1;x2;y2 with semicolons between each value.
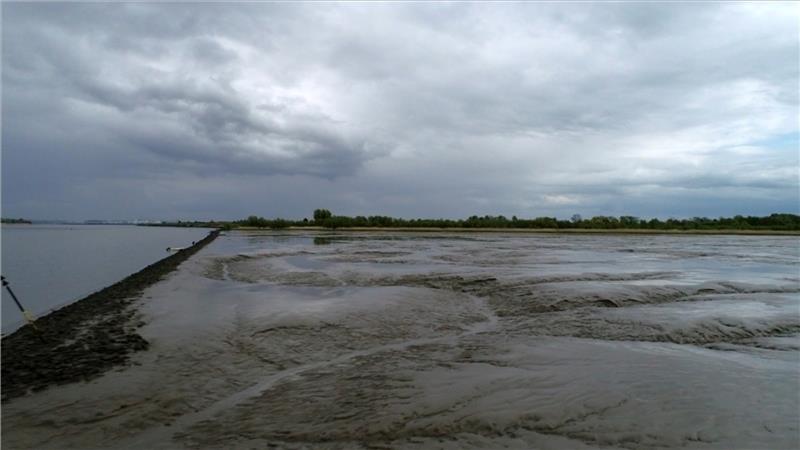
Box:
237;226;800;236
1;229;220;402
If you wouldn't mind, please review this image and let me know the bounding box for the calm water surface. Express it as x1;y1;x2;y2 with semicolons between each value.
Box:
1;224;211;331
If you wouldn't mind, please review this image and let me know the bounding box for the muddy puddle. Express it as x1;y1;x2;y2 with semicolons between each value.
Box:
3;231;799;449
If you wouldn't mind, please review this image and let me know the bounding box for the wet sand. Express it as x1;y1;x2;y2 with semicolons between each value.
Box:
2;231;798;449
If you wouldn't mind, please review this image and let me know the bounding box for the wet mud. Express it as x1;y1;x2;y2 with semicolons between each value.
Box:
1;230;219;402
2;231;799;449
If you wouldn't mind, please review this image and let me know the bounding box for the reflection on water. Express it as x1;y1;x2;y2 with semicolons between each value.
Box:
313;236;332;245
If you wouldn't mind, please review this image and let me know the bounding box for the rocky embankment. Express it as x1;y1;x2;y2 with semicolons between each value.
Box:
1;230;220;402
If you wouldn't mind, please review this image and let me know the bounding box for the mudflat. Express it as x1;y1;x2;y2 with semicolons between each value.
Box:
2;231;798;449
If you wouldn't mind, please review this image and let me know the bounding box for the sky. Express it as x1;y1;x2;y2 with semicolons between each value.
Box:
2;2;798;221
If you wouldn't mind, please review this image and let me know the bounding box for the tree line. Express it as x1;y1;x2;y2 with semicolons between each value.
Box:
1;218;32;224
232;210;800;231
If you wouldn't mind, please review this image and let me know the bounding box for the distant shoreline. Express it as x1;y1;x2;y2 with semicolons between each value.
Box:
236;226;800;236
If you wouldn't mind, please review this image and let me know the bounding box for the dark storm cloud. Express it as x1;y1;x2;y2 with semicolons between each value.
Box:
3;3;373;183
2;2;798;221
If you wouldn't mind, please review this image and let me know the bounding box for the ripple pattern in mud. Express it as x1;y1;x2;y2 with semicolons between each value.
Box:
3;232;798;450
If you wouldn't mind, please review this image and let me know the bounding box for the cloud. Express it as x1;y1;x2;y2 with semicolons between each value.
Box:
2;2;798;221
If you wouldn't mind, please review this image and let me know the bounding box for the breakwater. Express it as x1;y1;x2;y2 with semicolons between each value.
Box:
1;230;220;401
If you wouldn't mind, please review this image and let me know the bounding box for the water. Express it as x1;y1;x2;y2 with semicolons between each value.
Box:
3;231;800;449
0;224;212;332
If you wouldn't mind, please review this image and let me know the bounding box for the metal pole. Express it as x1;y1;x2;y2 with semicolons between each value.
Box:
1;276;38;330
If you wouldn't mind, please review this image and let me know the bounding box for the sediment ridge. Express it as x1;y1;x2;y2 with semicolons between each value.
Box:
1;229;220;402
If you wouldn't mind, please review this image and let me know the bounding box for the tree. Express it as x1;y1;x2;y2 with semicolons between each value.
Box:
245;215;268;227
619;216;639;228
269;218;289;229
313;209;332;223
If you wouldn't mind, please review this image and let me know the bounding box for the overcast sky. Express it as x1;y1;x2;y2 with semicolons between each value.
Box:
2;2;798;221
